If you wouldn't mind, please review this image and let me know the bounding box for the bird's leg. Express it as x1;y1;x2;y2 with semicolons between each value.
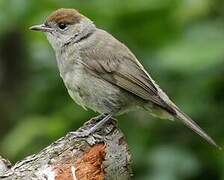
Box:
69;113;113;138
88;113;112;134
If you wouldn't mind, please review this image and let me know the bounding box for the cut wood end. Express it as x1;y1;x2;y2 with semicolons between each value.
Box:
54;143;106;180
75;143;106;180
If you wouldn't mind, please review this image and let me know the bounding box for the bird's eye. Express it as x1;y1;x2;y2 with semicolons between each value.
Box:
58;23;67;30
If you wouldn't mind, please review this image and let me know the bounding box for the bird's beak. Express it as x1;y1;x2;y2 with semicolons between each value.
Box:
29;24;54;32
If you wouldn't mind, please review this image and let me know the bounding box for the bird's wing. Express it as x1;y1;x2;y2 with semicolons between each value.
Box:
79;31;175;114
78;29;219;148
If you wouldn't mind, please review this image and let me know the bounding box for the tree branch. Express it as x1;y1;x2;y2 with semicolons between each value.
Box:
0;156;11;177
0;116;132;180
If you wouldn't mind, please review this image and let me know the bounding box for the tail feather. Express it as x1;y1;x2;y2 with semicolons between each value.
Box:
174;107;221;149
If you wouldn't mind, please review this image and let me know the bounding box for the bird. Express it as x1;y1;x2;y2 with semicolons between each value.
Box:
30;8;220;148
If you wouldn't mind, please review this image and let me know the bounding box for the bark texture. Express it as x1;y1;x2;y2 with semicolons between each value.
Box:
0;116;132;180
0;156;11;176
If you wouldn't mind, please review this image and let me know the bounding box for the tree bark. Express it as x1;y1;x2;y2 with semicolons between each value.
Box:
0;156;11;177
0;116;132;180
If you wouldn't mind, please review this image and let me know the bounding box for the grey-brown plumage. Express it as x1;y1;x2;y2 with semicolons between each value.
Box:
30;8;220;149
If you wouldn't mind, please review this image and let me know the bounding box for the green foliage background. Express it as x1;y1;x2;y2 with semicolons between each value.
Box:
0;0;224;179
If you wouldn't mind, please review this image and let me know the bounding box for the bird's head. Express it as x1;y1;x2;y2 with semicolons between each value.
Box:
30;8;96;50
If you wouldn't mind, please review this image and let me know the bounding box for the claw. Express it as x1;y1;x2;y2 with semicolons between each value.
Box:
69;114;113;138
68;131;90;138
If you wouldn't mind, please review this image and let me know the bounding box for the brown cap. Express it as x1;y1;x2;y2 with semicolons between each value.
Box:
46;8;83;25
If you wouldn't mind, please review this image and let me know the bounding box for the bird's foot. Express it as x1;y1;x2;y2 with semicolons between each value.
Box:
88;113;112;134
68;130;91;138
68;113;113;138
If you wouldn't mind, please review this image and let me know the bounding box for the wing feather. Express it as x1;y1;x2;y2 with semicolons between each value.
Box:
77;29;219;148
79;30;175;114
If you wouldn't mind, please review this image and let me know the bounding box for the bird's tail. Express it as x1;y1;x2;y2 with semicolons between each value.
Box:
174;106;221;149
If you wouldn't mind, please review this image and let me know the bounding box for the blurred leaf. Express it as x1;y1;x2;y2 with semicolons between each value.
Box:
146;145;200;180
157;22;224;72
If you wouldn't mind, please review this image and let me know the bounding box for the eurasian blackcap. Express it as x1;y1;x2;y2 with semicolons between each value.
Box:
30;8;220;148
